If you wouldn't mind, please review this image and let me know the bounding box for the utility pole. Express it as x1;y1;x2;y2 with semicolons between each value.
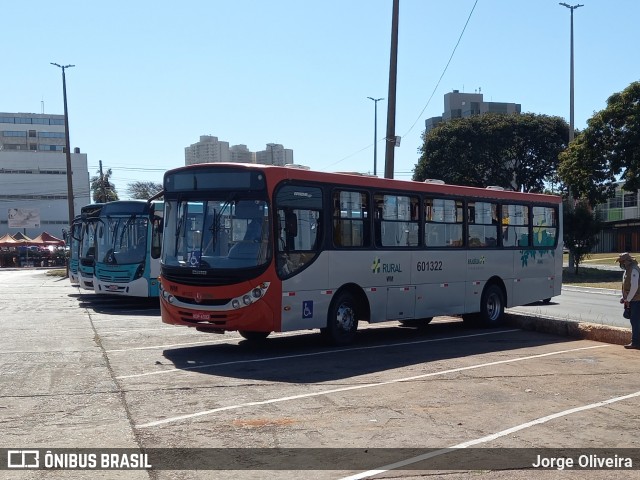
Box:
384;0;399;179
99;160;106;203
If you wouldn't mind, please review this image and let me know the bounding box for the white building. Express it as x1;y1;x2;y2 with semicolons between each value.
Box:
425;90;522;133
230;144;255;163
0;112;91;239
185;136;293;167
255;143;293;167
185;135;231;165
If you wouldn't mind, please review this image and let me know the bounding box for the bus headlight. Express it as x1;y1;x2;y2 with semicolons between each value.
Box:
229;282;270;309
133;262;145;280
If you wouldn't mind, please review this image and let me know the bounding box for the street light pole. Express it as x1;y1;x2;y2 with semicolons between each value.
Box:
559;3;583;142
51;62;76;224
367;97;384;176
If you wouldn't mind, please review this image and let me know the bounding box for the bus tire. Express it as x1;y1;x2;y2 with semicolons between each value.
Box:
399;317;433;328
479;284;505;326
542;297;551;304
323;291;359;346
238;330;270;342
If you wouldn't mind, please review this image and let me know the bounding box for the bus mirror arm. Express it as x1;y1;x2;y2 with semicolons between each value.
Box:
147;190;164;204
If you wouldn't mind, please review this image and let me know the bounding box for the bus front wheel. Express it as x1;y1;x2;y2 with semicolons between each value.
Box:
238;330;270;342
323;291;359;346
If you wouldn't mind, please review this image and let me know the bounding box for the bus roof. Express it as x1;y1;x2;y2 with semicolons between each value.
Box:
164;162;561;205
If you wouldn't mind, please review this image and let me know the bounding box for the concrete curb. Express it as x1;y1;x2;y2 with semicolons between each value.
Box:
506;313;631;346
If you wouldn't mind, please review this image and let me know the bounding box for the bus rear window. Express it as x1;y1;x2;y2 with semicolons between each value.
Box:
532;206;558;247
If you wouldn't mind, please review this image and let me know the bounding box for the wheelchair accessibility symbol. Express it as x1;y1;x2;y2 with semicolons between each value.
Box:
302;300;313;319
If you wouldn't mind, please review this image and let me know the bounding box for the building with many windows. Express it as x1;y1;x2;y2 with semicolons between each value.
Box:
255;143;293;167
425;90;521;133
595;184;640;252
185;135;292;166
0;112;91;239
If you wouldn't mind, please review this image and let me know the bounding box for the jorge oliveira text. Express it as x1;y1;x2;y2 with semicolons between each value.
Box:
532;453;633;470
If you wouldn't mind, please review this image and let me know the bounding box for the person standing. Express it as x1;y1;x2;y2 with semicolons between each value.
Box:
617;252;640;349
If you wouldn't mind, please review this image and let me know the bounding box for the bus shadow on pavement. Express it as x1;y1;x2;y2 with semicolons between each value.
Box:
161;321;571;384
69;293;160;315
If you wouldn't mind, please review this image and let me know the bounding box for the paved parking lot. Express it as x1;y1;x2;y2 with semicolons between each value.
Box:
2;269;640;479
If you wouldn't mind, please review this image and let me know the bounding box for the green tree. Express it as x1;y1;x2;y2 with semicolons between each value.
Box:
558;81;640;207
563;198;602;274
126;181;162;200
90;168;119;203
414;113;569;192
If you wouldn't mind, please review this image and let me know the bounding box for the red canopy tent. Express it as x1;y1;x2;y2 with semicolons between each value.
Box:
0;233;21;247
31;232;65;246
11;232;33;243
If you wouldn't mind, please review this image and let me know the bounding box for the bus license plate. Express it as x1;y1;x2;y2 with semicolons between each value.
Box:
193;313;210;320
106;285;119;292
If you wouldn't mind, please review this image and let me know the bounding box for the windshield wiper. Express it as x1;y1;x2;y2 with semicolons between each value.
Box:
202;195;235;257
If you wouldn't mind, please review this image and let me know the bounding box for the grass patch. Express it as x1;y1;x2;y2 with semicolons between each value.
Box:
46;269;67;278
563;266;620;290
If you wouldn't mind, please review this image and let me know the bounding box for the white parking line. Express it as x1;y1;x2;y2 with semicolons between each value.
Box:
341;388;640;479
117;330;518;380
135;344;608;428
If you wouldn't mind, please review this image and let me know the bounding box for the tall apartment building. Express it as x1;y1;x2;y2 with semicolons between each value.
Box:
0;112;91;239
230;144;255;163
425;90;521;133
185;136;292;167
255;143;293;167
185;135;231;165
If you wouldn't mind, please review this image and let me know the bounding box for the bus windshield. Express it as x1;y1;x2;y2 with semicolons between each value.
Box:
162;197;270;270
98;215;149;265
80;220;99;260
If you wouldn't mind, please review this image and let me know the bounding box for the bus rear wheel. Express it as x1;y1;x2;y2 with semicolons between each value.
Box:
323;291;359;346
463;284;505;327
238;330;270;342
479;284;505;325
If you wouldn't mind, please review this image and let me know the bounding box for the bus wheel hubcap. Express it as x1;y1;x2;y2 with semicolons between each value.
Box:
336;304;354;331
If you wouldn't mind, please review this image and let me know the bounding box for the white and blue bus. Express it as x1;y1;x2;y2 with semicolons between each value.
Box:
94;200;163;297
68;214;82;284
77;204;104;290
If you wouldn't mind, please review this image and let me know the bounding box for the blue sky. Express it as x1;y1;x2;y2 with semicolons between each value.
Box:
3;1;639;197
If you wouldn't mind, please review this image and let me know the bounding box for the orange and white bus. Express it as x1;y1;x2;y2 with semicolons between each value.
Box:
159;163;562;345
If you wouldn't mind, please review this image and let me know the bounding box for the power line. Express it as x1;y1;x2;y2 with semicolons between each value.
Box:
318;0;479;173
400;0;479;139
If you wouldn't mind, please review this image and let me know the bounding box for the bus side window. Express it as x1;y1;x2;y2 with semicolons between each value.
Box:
333;190;369;248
